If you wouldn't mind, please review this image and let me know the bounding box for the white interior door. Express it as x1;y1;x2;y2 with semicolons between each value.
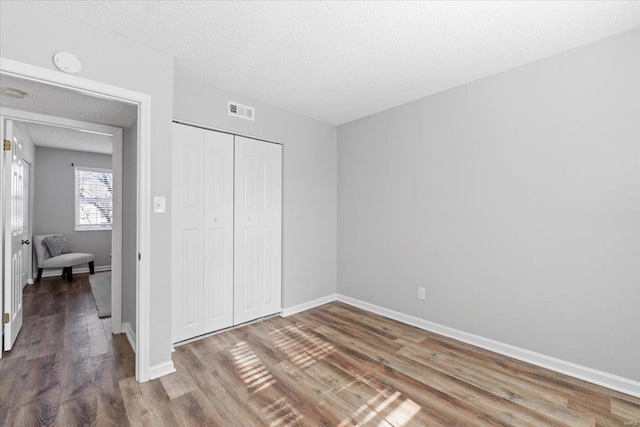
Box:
258;141;282;317
3;119;26;350
172;123;205;342
202;129;234;334
234;136;282;325
172;123;234;342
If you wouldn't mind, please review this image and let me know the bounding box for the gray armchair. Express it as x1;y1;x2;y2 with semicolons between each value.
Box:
34;234;95;283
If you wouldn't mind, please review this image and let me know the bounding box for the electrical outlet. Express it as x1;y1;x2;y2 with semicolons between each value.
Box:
417;287;426;300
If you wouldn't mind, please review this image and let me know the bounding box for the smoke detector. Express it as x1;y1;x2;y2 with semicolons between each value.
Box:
228;101;255;121
53;51;82;74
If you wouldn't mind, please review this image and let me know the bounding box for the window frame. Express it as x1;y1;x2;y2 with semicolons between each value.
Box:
74;166;113;231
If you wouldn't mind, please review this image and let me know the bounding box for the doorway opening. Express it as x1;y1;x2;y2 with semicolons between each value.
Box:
1;57;152;381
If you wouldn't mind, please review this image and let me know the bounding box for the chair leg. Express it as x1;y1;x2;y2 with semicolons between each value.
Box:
62;267;67;277
89;261;95;275
36;268;43;283
67;266;73;283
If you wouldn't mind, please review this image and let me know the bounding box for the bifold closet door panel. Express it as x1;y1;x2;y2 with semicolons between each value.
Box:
172;123;234;343
172;123;205;342
234;136;282;325
202;130;234;334
259;141;283;318
234;137;260;324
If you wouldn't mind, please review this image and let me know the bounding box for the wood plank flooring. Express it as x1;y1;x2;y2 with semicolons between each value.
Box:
2;276;639;426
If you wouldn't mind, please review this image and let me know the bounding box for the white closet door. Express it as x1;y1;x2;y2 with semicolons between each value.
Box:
234;136;282;324
172;124;235;343
258;141;282;317
202;130;234;334
172;123;205;342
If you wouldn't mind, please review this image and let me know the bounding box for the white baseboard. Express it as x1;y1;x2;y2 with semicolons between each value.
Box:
39;264;111;279
149;360;176;380
122;322;136;353
336;294;640;398
280;293;337;317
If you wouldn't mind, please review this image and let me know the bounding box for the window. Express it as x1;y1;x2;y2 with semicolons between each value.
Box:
75;166;113;230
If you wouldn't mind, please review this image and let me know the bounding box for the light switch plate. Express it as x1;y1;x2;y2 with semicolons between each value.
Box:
153;196;166;213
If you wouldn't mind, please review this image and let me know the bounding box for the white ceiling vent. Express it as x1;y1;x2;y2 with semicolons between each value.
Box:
228;101;255;121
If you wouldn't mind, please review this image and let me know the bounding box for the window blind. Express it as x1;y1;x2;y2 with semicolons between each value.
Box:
75;166;113;230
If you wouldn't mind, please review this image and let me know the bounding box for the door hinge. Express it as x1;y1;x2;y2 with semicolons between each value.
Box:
138;253;141;261
3;139;10;151
2;313;9;324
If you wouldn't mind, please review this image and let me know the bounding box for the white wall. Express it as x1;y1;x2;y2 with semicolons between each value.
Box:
173;79;338;308
33;147;112;267
338;28;640;381
1;2;175;368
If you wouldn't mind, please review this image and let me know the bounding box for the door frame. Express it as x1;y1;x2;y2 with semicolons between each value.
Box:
0;57;152;382
1;108;124;334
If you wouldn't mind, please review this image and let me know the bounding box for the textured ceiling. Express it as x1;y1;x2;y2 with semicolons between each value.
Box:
0;74;137;128
22;1;640;125
21;122;113;155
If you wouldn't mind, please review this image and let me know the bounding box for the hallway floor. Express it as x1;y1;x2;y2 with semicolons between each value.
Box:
0;273;133;425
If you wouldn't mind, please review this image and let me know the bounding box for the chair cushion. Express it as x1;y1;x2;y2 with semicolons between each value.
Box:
41;253;95;268
34;233;64;266
43;235;71;257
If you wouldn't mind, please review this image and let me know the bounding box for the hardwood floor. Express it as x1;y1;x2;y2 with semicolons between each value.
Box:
1;273;133;426
2;277;639;426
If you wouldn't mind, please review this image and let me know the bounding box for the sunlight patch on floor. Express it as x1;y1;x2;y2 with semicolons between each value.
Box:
337;385;421;427
337;387;399;426
230;341;276;394
263;397;302;427
385;398;421;426
270;323;335;369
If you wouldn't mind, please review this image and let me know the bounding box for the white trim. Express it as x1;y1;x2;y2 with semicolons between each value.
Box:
1;114;9;357
0;127;2;336
136;96;152;382
0;108;120;138
0;58;142;104
280;294;337;317
336;294;640;398
149;361;176;380
0;108;124;337
1;57;152;383
174;313;280;348
74;166;112;173
173;119;282;146
110;129;123;335
39;264;111;278
122;322;136;353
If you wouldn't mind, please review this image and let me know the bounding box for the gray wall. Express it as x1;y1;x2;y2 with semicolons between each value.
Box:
173;80;338;308
33;147;112;267
122;121;138;333
1;2;175;367
338;28;640;381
